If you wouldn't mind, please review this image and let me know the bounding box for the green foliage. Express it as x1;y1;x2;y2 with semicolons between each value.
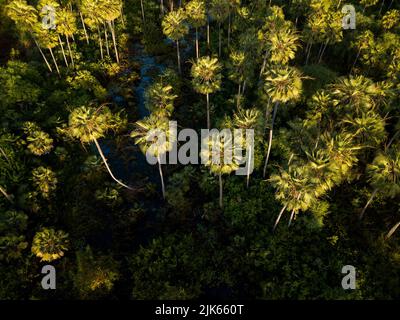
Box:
31;228;69;262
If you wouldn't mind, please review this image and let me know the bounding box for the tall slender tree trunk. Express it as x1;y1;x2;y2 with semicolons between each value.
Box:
305;42;312;65
195;27;199;59
206;93;210;130
104;23;110;57
48;47;60;76
66;35;74;67
228;13;231;48
93;138;133;190
242;80;246;95
0;185;13;204
273;204;287;232
176;39;181;74
386;221;400;240
140;0;145;22
157;155;166;199
388;0;394;9
33;37;52;72
386;130;400;149
318;39;329;63
219;171;223;208
379;0;385;15
351;47;362;73
58;34;69;67
218;22;222;57
160;0;164;16
263;102;279;178
97;26;104;59
246;144;252;188
237;83;241;108
359;188;378;220
259;50;269;78
80;12;89;44
108;21;119;63
207;15;210;50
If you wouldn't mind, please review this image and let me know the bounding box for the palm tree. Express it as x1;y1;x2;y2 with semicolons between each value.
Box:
56;8;77;67
209;0;230;56
99;0;122;63
23;122;54;156
81;0;105;59
145;82;177;117
232;107;262;187
360;147;400;220
227;50;249;108
185;0;206;60
270;165;317;231
262;66;303;177
191;56;222;129
67;105;133;190
6;0;53;72
200;130;240;208
131;115;176;199
32;228;69;262
33;25;61;76
32;166;58;198
162;8;189;74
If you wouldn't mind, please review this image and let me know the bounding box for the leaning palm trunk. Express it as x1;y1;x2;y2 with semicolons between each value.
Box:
207;15;210;49
33;37;52;72
273;204;288;232
359;188;378;220
318;39;329;63
259;50;269;79
48;47;60;76
195;27;199;59
176;39;181;74
246;144;252;188
65;35;74;67
263;102;279;178
58;35;69;67
218;22;222;56
108;21;119;63
0;185;13;204
80;12;89;44
219;171;223;208
140;0;145;22
157;155;166;199
386;221;400;240
104;23;110;57
97;26;104;59
227;13;231;48
93;138;133;190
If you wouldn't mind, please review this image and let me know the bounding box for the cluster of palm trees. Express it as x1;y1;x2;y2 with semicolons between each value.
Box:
5;0;124;75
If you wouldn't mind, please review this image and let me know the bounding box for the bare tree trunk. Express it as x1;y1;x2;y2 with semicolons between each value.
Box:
207;15;210;49
58;35;69;67
157;155;166;199
318;39;329;63
386;221;400;240
379;0;385;15
93;138;133;190
237;83;241;108
0;185;13;204
218;22;222;57
108;21;119;63
80;12;89;44
104;23;110;56
273;204;288;232
219;171;223;208
228;13;231;48
195;27;199;59
97;26;104;59
259;50;269;79
359;188;378;220
66;35;74;67
305;42;312;65
176;39;181;74
263;102;279;178
140;0;145;22
160;0;164;16
33;38;52;72
48;47;60;76
246;144;252;188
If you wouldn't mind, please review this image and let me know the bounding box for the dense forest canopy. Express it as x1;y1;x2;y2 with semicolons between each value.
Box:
1;0;400;300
